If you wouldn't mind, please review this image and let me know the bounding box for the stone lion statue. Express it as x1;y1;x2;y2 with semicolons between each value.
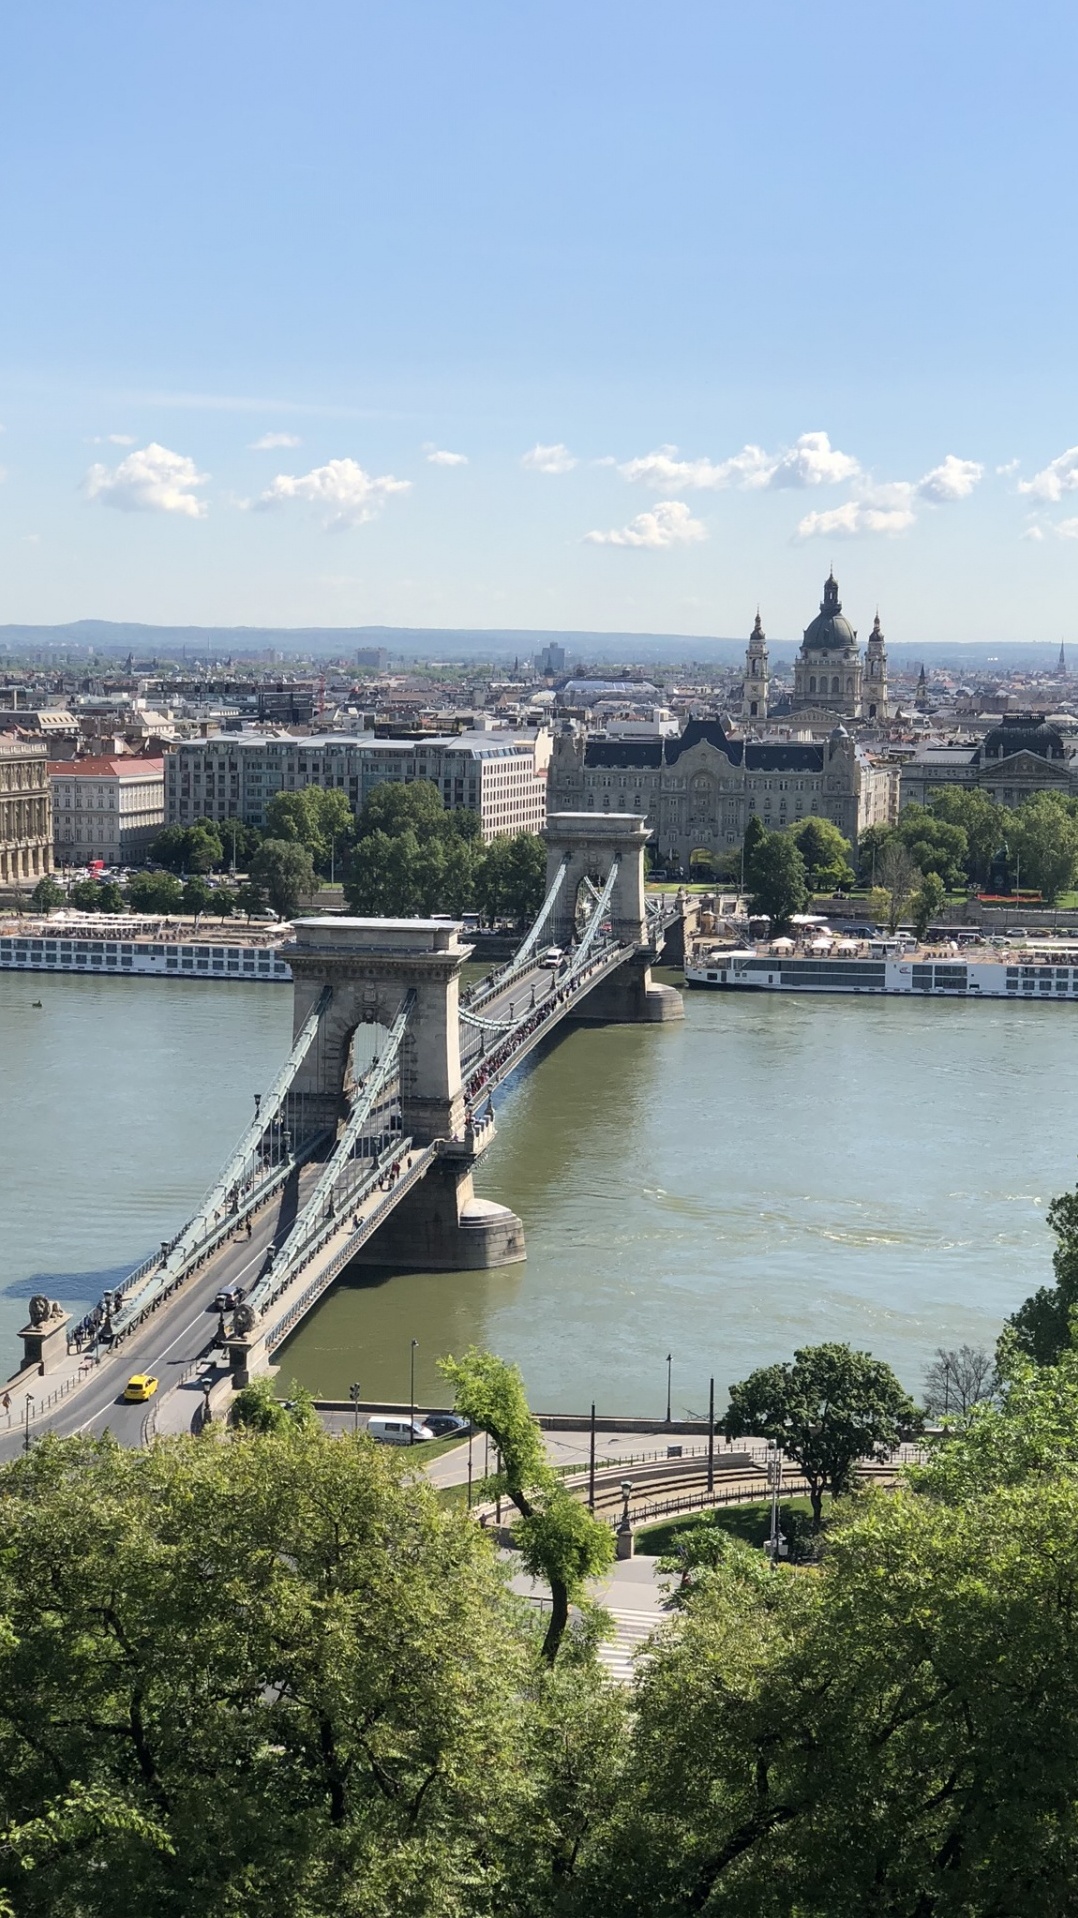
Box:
28;1295;62;1327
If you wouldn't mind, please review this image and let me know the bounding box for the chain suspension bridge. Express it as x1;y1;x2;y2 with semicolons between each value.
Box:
5;815;689;1447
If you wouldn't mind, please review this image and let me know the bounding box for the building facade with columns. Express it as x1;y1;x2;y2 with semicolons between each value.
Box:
0;738;52;885
549;718;897;870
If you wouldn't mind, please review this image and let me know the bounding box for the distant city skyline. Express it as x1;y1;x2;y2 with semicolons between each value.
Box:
2;3;1078;643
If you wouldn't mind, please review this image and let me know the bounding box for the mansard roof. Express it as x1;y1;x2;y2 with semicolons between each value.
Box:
581;720;826;774
581;739;664;768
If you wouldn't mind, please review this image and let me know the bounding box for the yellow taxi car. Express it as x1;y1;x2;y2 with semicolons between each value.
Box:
123;1373;159;1403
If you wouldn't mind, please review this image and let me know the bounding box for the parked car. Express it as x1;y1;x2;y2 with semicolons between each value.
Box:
424;1412;471;1438
123;1374;158;1403
366;1415;434;1446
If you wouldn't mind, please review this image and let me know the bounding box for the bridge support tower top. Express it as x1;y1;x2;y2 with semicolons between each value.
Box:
543;812;650;950
287;918;469;1145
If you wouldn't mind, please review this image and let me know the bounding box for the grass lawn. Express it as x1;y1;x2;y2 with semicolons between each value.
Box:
635;1497;821;1556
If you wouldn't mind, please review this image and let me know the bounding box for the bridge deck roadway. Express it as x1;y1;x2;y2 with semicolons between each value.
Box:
0;1164;323;1460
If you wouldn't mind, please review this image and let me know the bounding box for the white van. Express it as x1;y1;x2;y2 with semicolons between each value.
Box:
367;1415;434;1446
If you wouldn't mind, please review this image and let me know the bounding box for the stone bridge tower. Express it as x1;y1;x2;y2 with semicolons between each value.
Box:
286;918;524;1269
542;813;682;1023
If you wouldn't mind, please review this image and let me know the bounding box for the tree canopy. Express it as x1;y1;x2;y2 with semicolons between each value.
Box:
745;829;808;931
721;1341;917;1526
343;781;545;923
250;838;317;918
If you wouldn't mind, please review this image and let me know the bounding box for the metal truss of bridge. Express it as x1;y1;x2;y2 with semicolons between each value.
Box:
17;815;688;1409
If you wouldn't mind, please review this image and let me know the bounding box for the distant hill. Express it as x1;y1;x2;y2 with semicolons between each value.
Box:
0;619;1069;674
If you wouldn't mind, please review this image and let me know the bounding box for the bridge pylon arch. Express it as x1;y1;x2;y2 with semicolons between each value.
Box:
543;812;650;950
543;813;683;1025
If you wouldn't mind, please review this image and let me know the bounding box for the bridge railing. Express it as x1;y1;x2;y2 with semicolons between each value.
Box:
243;992;415;1319
259;1138;435;1353
470;856;570;1006
78;983;335;1353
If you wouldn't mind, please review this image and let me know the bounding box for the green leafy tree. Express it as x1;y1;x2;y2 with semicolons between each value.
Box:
440;1348;614;1662
928;785;1001;888
249;839;316;918
357;777;446;841
234;877;268;921
1010;791;1078;901
721;1341;917;1528
894;803;968;889
1006;1180;1078;1366
231;1377;318;1433
857;821;895;887
741;813;768;889
126;871;184;914
746;830;808;932
149;823;223;875
343;827;402;915
181;874;214;919
96;880;126;914
877;838;919;931
214;887;235;918
599;1380;1078;1918
789;817;855;892
68;878;103;911
910;868;946;939
30;874;64;914
502;833;547;920
265;788;355;876
0;1426;541;1917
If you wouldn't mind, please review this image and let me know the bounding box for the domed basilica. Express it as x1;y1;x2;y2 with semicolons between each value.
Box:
743;573;889;727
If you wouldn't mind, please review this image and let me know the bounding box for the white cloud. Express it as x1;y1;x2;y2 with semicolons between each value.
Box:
1022;525;1046;541
996;458;1021;476
796;493;916;540
1018;446;1078;502
1055;518;1078;540
521;442;577;474
425;448;468;466
584;499;707;549
620;430;859;494
256;456;410;530
916;454;984;501
88;433;136;445
85;442;209;517
250;431;302;450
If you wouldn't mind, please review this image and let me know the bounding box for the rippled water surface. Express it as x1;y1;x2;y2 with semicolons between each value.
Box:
2;970;1076;1412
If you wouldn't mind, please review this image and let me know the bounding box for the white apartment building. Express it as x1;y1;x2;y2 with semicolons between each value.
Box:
164;731;551;840
50;757;165;866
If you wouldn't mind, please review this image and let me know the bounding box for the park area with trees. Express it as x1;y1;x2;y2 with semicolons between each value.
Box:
4;1187;1078;1915
26;780;548;929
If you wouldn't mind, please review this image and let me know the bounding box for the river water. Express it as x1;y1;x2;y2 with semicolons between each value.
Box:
2;971;1075;1413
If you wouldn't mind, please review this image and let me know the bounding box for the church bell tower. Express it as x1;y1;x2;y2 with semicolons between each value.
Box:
742;611;770;725
864;611;889;721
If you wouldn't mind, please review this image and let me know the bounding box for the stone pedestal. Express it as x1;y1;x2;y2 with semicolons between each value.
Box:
17;1306;70;1375
566;955;683;1025
615;1519;635;1560
351;1160;526;1271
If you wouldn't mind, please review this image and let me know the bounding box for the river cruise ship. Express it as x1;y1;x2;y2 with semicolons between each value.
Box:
685;942;1078;1002
0;915;292;983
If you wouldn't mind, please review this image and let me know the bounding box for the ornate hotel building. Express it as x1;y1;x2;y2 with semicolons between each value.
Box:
0;738;53;884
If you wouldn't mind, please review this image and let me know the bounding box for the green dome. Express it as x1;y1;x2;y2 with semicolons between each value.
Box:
802;573;857;652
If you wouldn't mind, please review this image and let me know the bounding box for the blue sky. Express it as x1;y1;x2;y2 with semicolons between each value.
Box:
2;0;1078;644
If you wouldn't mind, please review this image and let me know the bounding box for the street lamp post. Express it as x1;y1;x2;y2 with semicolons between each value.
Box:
616;1478;634;1560
349;1380;361;1436
707;1376;715;1496
23;1392;34;1452
202;1378;213;1426
588;1400;597;1512
665;1353;672;1426
409;1338;418;1444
